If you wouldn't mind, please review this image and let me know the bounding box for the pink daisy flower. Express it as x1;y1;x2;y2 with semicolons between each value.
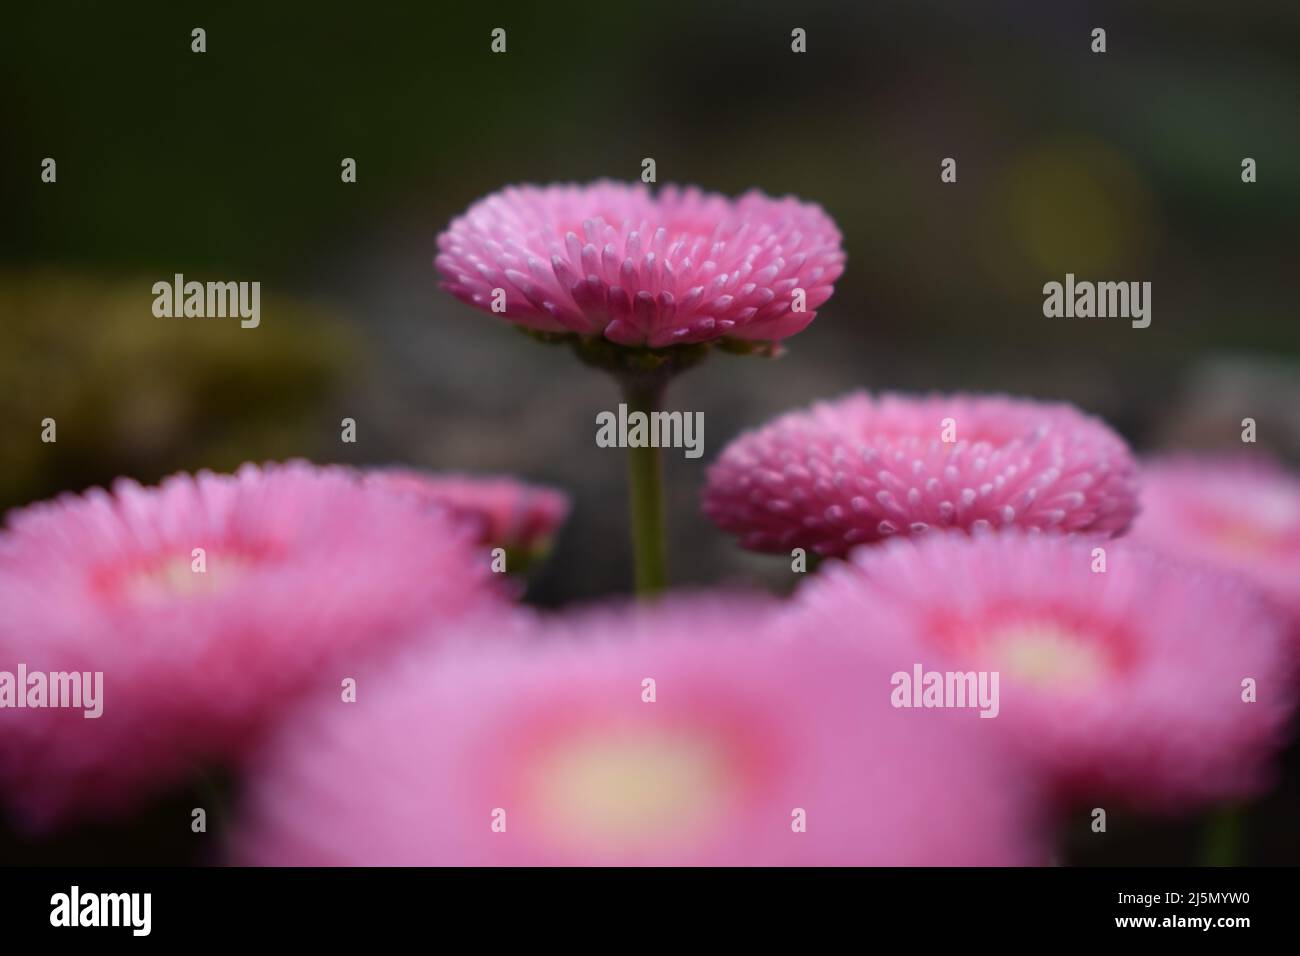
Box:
365;469;570;566
0;462;501;831
1128;456;1300;623
435;181;845;349
704;392;1140;557
789;533;1296;811
233;597;1041;866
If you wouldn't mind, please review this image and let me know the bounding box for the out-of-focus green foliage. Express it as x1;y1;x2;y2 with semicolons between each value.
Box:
0;271;363;509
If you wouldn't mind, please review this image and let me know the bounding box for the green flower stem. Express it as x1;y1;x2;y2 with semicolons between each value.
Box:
1199;804;1245;867
517;329;715;597
623;376;668;597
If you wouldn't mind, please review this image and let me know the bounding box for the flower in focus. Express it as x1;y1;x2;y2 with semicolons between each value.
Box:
704;391;1140;557
436;182;846;595
233;597;1040;866
788;533;1296;811
1128;455;1300;624
365;469;569;571
0;461;502;831
435;181;845;351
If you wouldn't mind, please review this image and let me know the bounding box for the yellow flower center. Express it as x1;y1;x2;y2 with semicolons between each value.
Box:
1208;520;1287;557
530;728;734;851
1198;489;1298;558
981;621;1110;689
125;553;247;601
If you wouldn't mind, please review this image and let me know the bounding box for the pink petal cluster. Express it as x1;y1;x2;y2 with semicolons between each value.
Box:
435;181;845;348
0;461;501;831
365;469;570;559
787;532;1296;810
704;392;1140;557
1128;455;1300;623
234;597;1040;866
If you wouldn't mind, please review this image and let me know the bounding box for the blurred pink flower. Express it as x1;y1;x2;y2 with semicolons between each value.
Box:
435;181;845;348
234;597;1041;866
789;532;1296;811
704;391;1140;557
1128;455;1300;623
365;469;569;562
0;461;501;831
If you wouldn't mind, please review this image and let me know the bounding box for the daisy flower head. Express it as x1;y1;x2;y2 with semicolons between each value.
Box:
365;469;570;571
435;182;845;596
1128;455;1300;623
789;532;1296;811
0;461;501;831
704;391;1140;557
233;596;1040;866
435;181;845;365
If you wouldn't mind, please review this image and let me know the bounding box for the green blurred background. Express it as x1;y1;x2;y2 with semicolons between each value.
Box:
2;1;1298;864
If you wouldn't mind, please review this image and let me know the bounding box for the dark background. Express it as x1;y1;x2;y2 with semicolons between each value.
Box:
2;1;1298;864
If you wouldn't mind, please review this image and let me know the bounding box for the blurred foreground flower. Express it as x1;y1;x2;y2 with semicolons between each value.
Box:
1129;456;1300;624
234;598;1040;865
789;533;1296;811
704;392;1139;557
365;469;569;573
0;462;502;831
435;182;845;595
